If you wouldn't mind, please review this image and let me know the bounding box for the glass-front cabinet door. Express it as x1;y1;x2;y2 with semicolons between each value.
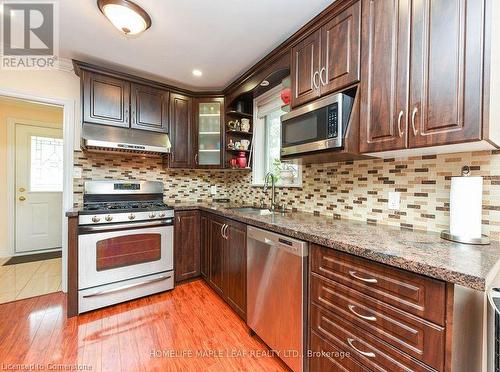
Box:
195;98;224;168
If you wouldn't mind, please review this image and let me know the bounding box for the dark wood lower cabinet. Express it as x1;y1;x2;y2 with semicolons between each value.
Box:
308;244;452;372
225;220;247;320
208;215;226;296
203;213;247;320
200;213;209;279
174;211;200;283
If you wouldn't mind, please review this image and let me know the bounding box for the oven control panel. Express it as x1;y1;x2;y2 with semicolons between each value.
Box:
327;103;339;139
79;210;174;225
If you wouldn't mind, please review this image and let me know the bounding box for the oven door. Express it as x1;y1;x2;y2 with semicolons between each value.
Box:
78;221;173;290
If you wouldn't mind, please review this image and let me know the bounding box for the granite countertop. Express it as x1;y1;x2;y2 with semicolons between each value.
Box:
67;202;500;291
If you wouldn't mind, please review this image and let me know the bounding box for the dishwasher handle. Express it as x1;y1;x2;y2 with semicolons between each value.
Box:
247;226;308;257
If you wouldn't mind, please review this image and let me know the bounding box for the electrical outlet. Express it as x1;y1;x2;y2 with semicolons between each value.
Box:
210;185;217;196
73;167;82;179
388;192;400;210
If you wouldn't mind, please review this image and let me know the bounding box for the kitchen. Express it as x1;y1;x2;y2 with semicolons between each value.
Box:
0;0;500;371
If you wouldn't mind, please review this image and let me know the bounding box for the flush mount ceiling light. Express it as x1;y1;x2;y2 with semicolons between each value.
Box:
192;69;203;77
97;0;152;36
260;80;270;87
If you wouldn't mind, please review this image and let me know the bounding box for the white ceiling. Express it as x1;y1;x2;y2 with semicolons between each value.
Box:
59;0;334;90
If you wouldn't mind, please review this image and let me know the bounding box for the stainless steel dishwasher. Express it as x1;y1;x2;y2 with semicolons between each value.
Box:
247;226;308;372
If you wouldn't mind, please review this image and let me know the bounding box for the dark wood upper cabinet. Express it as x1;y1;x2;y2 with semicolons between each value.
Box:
291;29;322;108
291;1;361;109
408;0;483;148
320;0;361;96
208;216;226;297
225;220;247;320
82;71;130;128
174;211;200;283
130;83;169;133
194;98;224;169
169;93;194;168
359;0;410;153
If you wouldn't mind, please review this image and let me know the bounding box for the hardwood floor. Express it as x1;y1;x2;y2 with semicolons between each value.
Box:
0;280;288;371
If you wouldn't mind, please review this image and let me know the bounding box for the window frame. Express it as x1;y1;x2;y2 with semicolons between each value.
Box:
251;84;302;188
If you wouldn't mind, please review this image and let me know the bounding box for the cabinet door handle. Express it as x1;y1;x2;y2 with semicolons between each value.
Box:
397;110;404;137
348;270;378;284
411;107;419;135
347;338;376;358
319;67;327;86
194;154;198;165
223;224;229;240
220;224;225;238
348;304;377;322
312;71;320;90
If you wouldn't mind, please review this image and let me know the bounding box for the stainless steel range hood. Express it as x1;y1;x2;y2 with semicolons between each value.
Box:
81;123;171;156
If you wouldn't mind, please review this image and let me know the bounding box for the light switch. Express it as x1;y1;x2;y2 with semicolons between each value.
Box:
388;192;400;210
73;167;82;179
210;185;217;196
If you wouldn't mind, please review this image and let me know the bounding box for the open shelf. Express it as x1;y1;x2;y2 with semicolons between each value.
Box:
226;110;253;119
226;149;251;153
226;130;253;136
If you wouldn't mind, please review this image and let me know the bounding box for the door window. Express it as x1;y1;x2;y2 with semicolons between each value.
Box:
30;136;63;192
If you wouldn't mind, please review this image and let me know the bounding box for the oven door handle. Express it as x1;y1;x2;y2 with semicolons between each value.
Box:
79;219;173;233
82;275;172;298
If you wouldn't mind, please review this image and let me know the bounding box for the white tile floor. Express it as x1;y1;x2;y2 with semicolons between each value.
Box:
0;257;62;304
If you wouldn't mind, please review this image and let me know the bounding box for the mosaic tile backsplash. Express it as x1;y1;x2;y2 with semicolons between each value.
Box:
74;150;500;240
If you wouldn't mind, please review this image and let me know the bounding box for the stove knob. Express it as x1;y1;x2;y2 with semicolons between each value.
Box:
105;215;113;222
92;216;100;223
128;213;136;220
159;212;166;218
149;213;157;219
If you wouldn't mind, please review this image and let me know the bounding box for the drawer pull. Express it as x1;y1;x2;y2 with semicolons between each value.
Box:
347;338;376;358
349;270;378;284
348;304;377;322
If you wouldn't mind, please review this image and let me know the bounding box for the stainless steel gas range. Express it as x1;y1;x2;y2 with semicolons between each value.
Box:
77;181;174;313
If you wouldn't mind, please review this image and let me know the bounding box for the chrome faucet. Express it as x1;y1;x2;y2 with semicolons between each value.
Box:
263;172;278;211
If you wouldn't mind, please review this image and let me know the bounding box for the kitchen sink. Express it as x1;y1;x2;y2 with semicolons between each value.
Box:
230;207;287;216
230;207;274;216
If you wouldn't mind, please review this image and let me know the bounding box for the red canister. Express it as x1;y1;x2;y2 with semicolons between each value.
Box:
236;152;247;168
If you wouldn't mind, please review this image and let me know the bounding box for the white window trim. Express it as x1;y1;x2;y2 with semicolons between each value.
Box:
252;85;302;188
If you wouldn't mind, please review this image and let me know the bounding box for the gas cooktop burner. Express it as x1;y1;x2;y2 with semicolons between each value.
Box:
82;202;173;214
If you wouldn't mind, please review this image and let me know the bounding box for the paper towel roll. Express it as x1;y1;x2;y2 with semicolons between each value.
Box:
449;176;483;239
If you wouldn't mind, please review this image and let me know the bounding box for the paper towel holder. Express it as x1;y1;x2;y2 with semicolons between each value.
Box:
440;231;490;245
440;165;490;245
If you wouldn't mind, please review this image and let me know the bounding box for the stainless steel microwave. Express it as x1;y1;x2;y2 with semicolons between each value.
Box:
281;92;354;157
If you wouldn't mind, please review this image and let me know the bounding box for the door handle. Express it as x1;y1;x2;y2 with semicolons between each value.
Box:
347;338;376;358
223;224;229;240
194;154;198;165
411;107;419;135
220;223;225;238
348;270;378;284
397;110;404;137
19;196;26;201
348;304;377;322
312;71;320;90
319;67;327;86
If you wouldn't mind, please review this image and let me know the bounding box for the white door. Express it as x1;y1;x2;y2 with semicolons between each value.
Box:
15;123;63;253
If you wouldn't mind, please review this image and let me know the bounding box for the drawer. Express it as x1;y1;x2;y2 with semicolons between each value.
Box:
311;244;446;325
311;273;445;370
309;331;369;372
310;303;434;372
